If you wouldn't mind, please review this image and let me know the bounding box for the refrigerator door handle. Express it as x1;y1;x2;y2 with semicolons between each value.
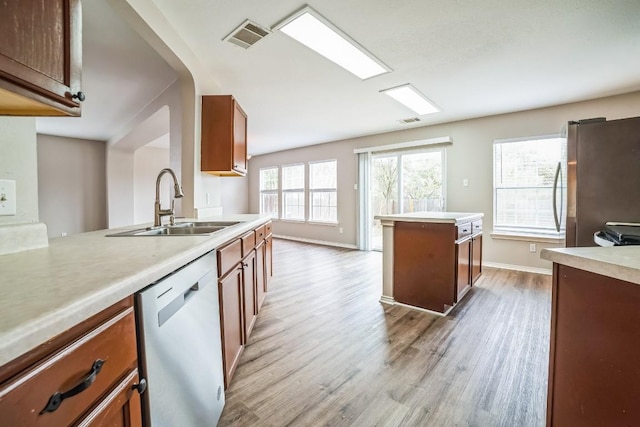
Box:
553;161;561;232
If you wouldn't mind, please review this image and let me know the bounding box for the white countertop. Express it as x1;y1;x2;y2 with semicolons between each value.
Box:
374;211;483;225
541;246;640;285
0;214;271;366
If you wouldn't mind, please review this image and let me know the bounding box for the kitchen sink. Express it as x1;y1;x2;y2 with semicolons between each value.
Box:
106;221;240;237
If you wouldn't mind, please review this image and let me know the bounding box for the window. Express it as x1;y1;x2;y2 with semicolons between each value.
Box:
493;136;566;236
309;160;337;222
259;167;279;218
282;164;305;220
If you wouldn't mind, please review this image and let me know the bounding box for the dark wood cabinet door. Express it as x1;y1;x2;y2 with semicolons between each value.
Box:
394;222;456;312
78;369;143;427
232;101;247;175
471;234;482;284
265;236;273;289
255;242;266;311
0;0;82;116
547;265;640;426
218;266;244;389
455;239;471;302
242;251;257;340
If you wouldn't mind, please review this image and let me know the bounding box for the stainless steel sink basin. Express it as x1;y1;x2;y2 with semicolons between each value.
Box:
106;221;239;237
175;221;240;228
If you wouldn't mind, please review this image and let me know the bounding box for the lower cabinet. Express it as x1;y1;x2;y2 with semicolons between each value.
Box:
471;233;482;284
547;264;640;426
0;297;144;426
394;219;482;314
455;237;471;302
256;240;266;311
265;235;273;288
242;249;257;339
218;264;244;389
216;220;272;389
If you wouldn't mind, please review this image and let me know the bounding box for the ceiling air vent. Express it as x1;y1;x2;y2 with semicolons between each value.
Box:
399;117;421;124
224;20;271;49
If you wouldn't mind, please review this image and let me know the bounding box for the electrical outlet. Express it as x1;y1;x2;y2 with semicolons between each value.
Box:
463;178;469;187
529;243;536;253
0;179;17;216
339;227;344;234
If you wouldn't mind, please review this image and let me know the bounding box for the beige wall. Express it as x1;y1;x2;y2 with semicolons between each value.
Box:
37;134;107;238
0;118;39;226
133;145;170;224
249;91;640;269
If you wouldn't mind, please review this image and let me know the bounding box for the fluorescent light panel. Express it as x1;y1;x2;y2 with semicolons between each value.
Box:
380;84;440;115
276;7;390;80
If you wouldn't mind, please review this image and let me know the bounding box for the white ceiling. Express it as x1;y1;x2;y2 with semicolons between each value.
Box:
38;0;640;156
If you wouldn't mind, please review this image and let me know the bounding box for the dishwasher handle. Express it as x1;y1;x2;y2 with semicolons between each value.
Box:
157;270;215;327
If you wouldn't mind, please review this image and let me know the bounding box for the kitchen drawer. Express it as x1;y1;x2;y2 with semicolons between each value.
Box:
457;222;472;239
472;220;483;234
0;308;137;426
241;230;256;256
265;221;272;236
255;225;266;241
218;238;242;277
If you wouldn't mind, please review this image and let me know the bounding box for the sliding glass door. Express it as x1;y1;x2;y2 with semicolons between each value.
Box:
370;149;445;250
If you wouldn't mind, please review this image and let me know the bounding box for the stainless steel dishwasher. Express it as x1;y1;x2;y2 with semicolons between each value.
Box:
136;250;225;426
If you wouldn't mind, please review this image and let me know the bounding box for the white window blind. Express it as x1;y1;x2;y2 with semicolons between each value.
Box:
282;164;305;220
309;160;337;223
259;167;279;219
493;136;566;235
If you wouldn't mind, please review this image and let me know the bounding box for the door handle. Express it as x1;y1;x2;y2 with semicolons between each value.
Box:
552;161;561;232
41;359;105;414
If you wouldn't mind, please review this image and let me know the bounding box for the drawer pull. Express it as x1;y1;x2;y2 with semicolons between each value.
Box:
41;359;105;414
132;379;147;394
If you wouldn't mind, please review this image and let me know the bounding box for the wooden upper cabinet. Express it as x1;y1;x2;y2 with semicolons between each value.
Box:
0;0;83;116
201;95;248;176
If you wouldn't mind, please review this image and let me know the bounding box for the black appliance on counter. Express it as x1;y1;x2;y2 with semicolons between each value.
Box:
563;116;640;247
595;222;640;246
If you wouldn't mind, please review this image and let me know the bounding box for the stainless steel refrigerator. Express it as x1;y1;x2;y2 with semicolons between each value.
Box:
564;116;640;247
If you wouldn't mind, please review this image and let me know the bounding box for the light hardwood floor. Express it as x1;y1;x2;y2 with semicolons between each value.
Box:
219;239;551;427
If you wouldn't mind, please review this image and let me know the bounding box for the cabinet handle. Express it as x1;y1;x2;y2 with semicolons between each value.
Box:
41;359;105;414
71;91;86;102
243;262;249;268
132;379;147;394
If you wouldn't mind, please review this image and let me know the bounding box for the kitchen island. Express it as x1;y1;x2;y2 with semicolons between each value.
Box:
375;212;484;315
541;246;640;427
0;214;272;425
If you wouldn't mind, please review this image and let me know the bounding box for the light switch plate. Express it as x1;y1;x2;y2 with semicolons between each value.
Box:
0;179;17;216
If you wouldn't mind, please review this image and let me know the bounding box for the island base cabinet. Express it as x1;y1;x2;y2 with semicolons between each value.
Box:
471;234;482;284
394;222;456;313
547;264;640;426
218;266;244;389
455;238;471;302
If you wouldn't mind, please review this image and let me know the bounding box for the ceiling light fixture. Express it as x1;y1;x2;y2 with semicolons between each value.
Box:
274;6;390;80
380;84;440;115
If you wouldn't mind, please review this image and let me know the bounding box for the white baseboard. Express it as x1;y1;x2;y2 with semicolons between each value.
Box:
273;234;358;250
483;261;552;275
379;295;395;305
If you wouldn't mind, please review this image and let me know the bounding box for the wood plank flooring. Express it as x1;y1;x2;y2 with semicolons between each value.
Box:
219;239;551;427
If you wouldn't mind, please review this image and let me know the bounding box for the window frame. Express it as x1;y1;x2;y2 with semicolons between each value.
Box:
308;159;338;224
259;166;279;219
281;163;306;222
492;134;567;240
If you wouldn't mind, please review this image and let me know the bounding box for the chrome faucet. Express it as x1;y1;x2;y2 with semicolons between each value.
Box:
154;168;184;227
